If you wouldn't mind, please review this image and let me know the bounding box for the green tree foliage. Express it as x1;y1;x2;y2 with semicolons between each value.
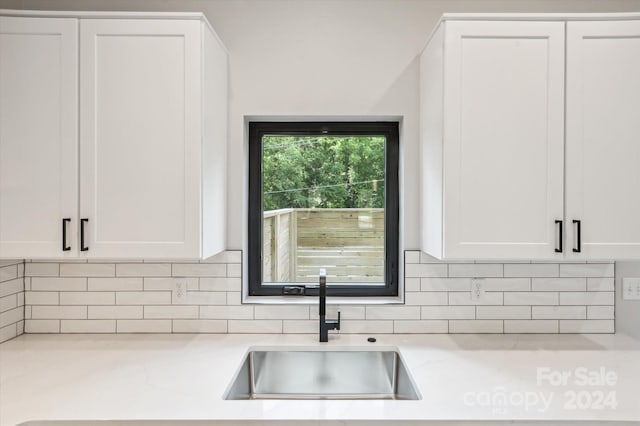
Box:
263;136;385;211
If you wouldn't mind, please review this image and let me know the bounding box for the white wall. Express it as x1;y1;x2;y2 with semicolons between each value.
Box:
3;0;640;251
614;263;640;338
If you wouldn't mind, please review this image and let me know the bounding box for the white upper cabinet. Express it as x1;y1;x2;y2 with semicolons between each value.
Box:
421;20;565;259
0;12;228;259
566;20;640;259
0;17;78;258
79;19;227;259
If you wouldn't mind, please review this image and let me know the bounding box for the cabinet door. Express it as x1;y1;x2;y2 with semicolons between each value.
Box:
443;21;565;259
0;17;78;258
566;21;640;259
79;20;202;258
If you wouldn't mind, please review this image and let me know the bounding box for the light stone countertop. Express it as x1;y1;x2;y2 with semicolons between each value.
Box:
1;333;640;425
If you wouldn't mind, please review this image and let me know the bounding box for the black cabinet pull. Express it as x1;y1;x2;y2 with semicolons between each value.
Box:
80;218;89;251
573;220;582;253
62;218;71;251
555;220;563;253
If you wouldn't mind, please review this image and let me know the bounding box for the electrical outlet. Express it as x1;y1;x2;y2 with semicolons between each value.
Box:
471;278;485;301
622;278;640;300
173;279;187;302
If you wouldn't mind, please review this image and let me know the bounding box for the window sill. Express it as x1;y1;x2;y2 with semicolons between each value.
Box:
242;295;404;305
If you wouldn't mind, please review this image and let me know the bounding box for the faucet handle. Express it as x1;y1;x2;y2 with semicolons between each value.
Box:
337;311;341;330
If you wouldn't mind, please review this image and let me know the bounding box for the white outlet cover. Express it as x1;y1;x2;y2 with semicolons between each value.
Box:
622;278;640;300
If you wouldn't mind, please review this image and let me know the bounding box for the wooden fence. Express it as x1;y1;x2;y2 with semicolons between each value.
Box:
263;208;384;283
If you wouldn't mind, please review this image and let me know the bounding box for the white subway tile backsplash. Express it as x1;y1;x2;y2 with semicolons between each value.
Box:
0;307;22;328
60;292;115;305
61;320;116;333
504;264;559;278
404;292;448;305
25;291;59;305
227;263;242;278
449;292;503;305
143;277;198;291
587;306;615;320
172;263;225;277
0;265;18;282
60;263;115;277
559;292;615;306
144;305;198;319
200;305;254;320
420;277;470;292
476;306;530;320
309;306;366;320
532;278;586;292
532;306;586;320
199;277;241;291
366;306;420;320
504;292;559;306
13;251;616;336
25;263;59;277
480;278;531;291
254;305;310;320
282;320;317;333
404;251;420;264
560;263;614;278
116;264;171;277
421;306;475;319
32;306;87;320
89;277;143;291
404;278;420;292
177;291;227;306
116;291;171;305
228;320;282;333
31;277;86;291
448;264;503;278
0;278;23;298
89;306;143;320
226;292;242;305
25;319;60;333
405;263;447;278
587;277;615;292
0;323;18;342
0;294;17;313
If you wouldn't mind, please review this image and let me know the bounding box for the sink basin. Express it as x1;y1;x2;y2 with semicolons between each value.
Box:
223;348;421;400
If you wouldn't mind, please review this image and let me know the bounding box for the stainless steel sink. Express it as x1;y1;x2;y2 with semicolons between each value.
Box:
223;348;421;400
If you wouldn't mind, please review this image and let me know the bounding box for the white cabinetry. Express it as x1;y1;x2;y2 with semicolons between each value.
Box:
421;20;565;259
566;20;640;259
0;17;78;258
422;14;640;260
0;12;227;259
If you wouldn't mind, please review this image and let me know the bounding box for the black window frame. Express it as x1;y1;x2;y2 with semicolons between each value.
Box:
248;121;399;297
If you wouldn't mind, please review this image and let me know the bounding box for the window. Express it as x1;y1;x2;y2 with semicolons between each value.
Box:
248;122;399;297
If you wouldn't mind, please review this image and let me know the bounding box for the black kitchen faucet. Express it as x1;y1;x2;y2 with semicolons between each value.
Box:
319;269;341;342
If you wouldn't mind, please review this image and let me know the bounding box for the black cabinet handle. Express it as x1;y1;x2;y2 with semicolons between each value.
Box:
62;218;71;251
80;218;89;252
573;220;581;253
555;220;563;253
